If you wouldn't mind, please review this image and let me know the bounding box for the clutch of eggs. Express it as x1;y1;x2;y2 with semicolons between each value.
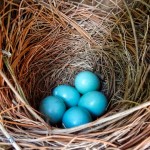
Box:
40;71;108;128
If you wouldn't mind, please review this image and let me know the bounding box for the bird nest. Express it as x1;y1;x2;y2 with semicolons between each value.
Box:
0;0;150;149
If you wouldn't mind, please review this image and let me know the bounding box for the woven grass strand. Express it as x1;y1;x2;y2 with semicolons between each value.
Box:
0;70;44;123
0;123;21;150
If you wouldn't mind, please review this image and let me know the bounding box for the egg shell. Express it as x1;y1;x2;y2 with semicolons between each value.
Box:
52;85;80;108
40;96;66;124
62;106;92;128
74;71;100;94
78;91;108;117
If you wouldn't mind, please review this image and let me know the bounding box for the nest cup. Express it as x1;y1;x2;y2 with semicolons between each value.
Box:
0;0;150;149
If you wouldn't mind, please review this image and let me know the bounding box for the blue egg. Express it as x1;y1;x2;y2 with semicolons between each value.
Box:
78;91;108;117
52;85;80;108
74;71;100;94
62;106;92;128
39;96;66;124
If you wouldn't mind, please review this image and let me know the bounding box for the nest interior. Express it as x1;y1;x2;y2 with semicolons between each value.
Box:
0;0;150;149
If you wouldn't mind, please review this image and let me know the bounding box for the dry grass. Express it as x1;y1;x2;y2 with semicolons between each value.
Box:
0;0;150;149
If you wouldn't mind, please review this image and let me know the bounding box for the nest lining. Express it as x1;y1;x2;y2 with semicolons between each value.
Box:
0;0;150;149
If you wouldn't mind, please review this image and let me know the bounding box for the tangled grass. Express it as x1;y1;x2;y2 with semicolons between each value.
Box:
0;0;150;149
